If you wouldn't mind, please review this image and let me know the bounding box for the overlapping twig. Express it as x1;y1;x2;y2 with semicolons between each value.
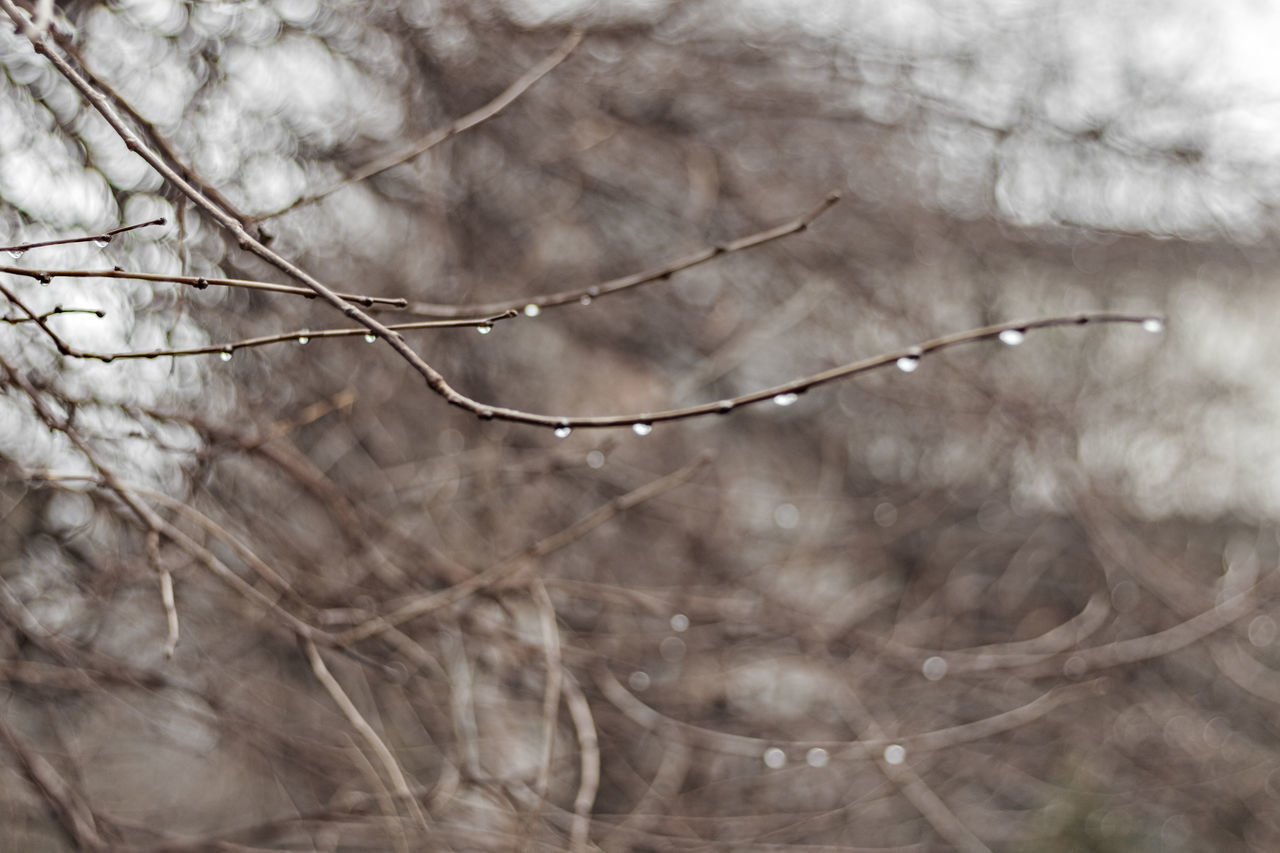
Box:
253;29;585;222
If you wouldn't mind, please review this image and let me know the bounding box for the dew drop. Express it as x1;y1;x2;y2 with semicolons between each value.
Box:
6;248;25;259
763;747;787;769
896;355;920;373
632;422;653;436
579;294;592;306
1142;317;1164;334
773;392;799;407
39;277;51;287
297;334;309;345
883;744;905;765
1249;615;1276;648
586;450;605;469
998;328;1025;346
874;502;898;527
553;424;572;438
476;324;493;335
364;334;377;343
922;656;948;681
773;503;799;529
93;236;111;248
628;670;650;691
219;349;233;362
524;303;541;317
716;400;735;414
659;635;685;662
670;613;689;632
806;747;830;768
477;408;495;420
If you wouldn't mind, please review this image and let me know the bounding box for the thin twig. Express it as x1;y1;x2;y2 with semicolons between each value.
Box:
0;217;165;254
2;305;104;324
0;278;510;360
531;580;563;802
398;193;841;318
561;671;599;853
596;664;1109;759
304;638;430;836
254;29;585;222
0;712;108;851
343;735;410;853
0;265;409;308
146;529;180;658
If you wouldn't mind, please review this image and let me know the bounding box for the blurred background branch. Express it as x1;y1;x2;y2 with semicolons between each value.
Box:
2;1;1278;851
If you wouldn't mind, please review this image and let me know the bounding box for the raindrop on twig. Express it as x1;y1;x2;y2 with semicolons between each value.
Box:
998;328;1025;346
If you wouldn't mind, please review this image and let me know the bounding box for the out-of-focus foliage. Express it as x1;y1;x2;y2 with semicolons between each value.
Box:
3;1;1280;850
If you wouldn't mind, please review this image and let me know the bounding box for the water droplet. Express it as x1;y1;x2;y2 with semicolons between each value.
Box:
763;747;787;769
476;324;493;335
805;747;830;768
1142;317;1164;334
523;303;541;317
38;277;50;287
628;670;651;691
998;328;1025;346
364;334;377;343
896;355;920;373
670;613;689;632
773;392;799;407
586;450;605;469
922;656;948;681
219;349;233;362
476;408;495;420
632;422;652;436
553;424;572;438
773;503;799;529
93;236;111;248
883;744;905;765
297;334;309;345
579;294;592;306
6;248;25;259
716;400;735;414
1249;615;1276;648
